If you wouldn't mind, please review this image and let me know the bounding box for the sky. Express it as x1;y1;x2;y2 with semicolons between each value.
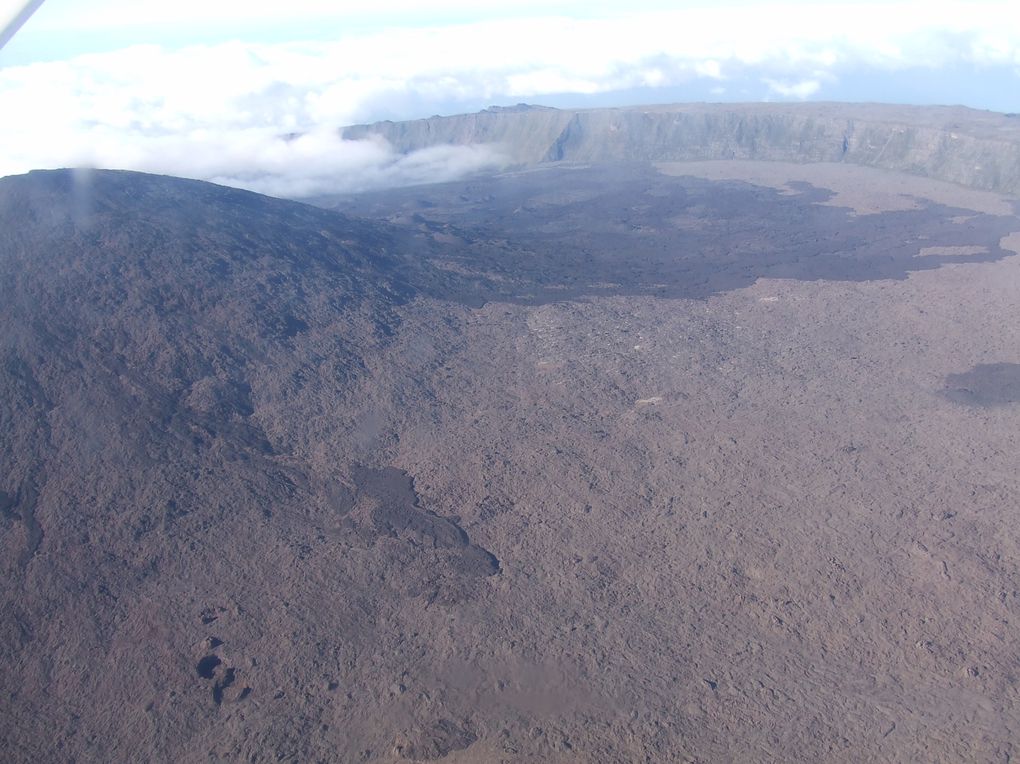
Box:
1;0;1019;197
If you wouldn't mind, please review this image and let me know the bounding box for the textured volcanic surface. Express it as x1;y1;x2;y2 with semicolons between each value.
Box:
313;163;1020;304
2;163;1020;762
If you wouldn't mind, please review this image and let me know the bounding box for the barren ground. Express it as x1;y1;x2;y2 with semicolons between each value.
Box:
2;162;1020;762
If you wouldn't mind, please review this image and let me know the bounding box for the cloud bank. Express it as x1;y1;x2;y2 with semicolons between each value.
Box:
1;1;1018;197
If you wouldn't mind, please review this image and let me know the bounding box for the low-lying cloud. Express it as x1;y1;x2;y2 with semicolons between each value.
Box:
1;2;1018;197
203;132;507;199
764;77;824;99
123;128;506;199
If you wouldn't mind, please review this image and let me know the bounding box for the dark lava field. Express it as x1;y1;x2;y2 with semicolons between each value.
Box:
3;118;1020;762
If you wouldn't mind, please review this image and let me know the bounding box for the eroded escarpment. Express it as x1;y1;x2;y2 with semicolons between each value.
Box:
343;102;1020;195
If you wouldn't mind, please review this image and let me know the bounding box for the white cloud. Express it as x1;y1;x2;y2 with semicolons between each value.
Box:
1;1;1018;196
17;0;622;32
2;116;507;197
764;77;822;99
208;137;507;198
695;60;724;80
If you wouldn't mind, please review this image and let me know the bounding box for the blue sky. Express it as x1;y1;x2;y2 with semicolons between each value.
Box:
1;0;1018;195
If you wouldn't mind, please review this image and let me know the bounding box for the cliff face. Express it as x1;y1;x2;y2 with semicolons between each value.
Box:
344;104;575;165
343;103;1020;195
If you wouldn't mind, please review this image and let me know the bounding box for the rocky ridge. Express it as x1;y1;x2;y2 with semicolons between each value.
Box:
344;102;1020;195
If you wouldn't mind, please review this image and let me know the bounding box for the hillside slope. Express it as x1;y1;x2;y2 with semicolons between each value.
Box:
3;164;1020;761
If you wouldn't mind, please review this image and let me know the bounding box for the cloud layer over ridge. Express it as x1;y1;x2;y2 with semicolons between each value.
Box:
1;1;1018;196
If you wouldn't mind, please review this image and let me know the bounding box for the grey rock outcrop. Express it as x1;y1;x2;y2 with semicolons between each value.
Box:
344;102;1020;195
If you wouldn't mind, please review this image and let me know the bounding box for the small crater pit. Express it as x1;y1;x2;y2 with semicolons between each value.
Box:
196;655;221;679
